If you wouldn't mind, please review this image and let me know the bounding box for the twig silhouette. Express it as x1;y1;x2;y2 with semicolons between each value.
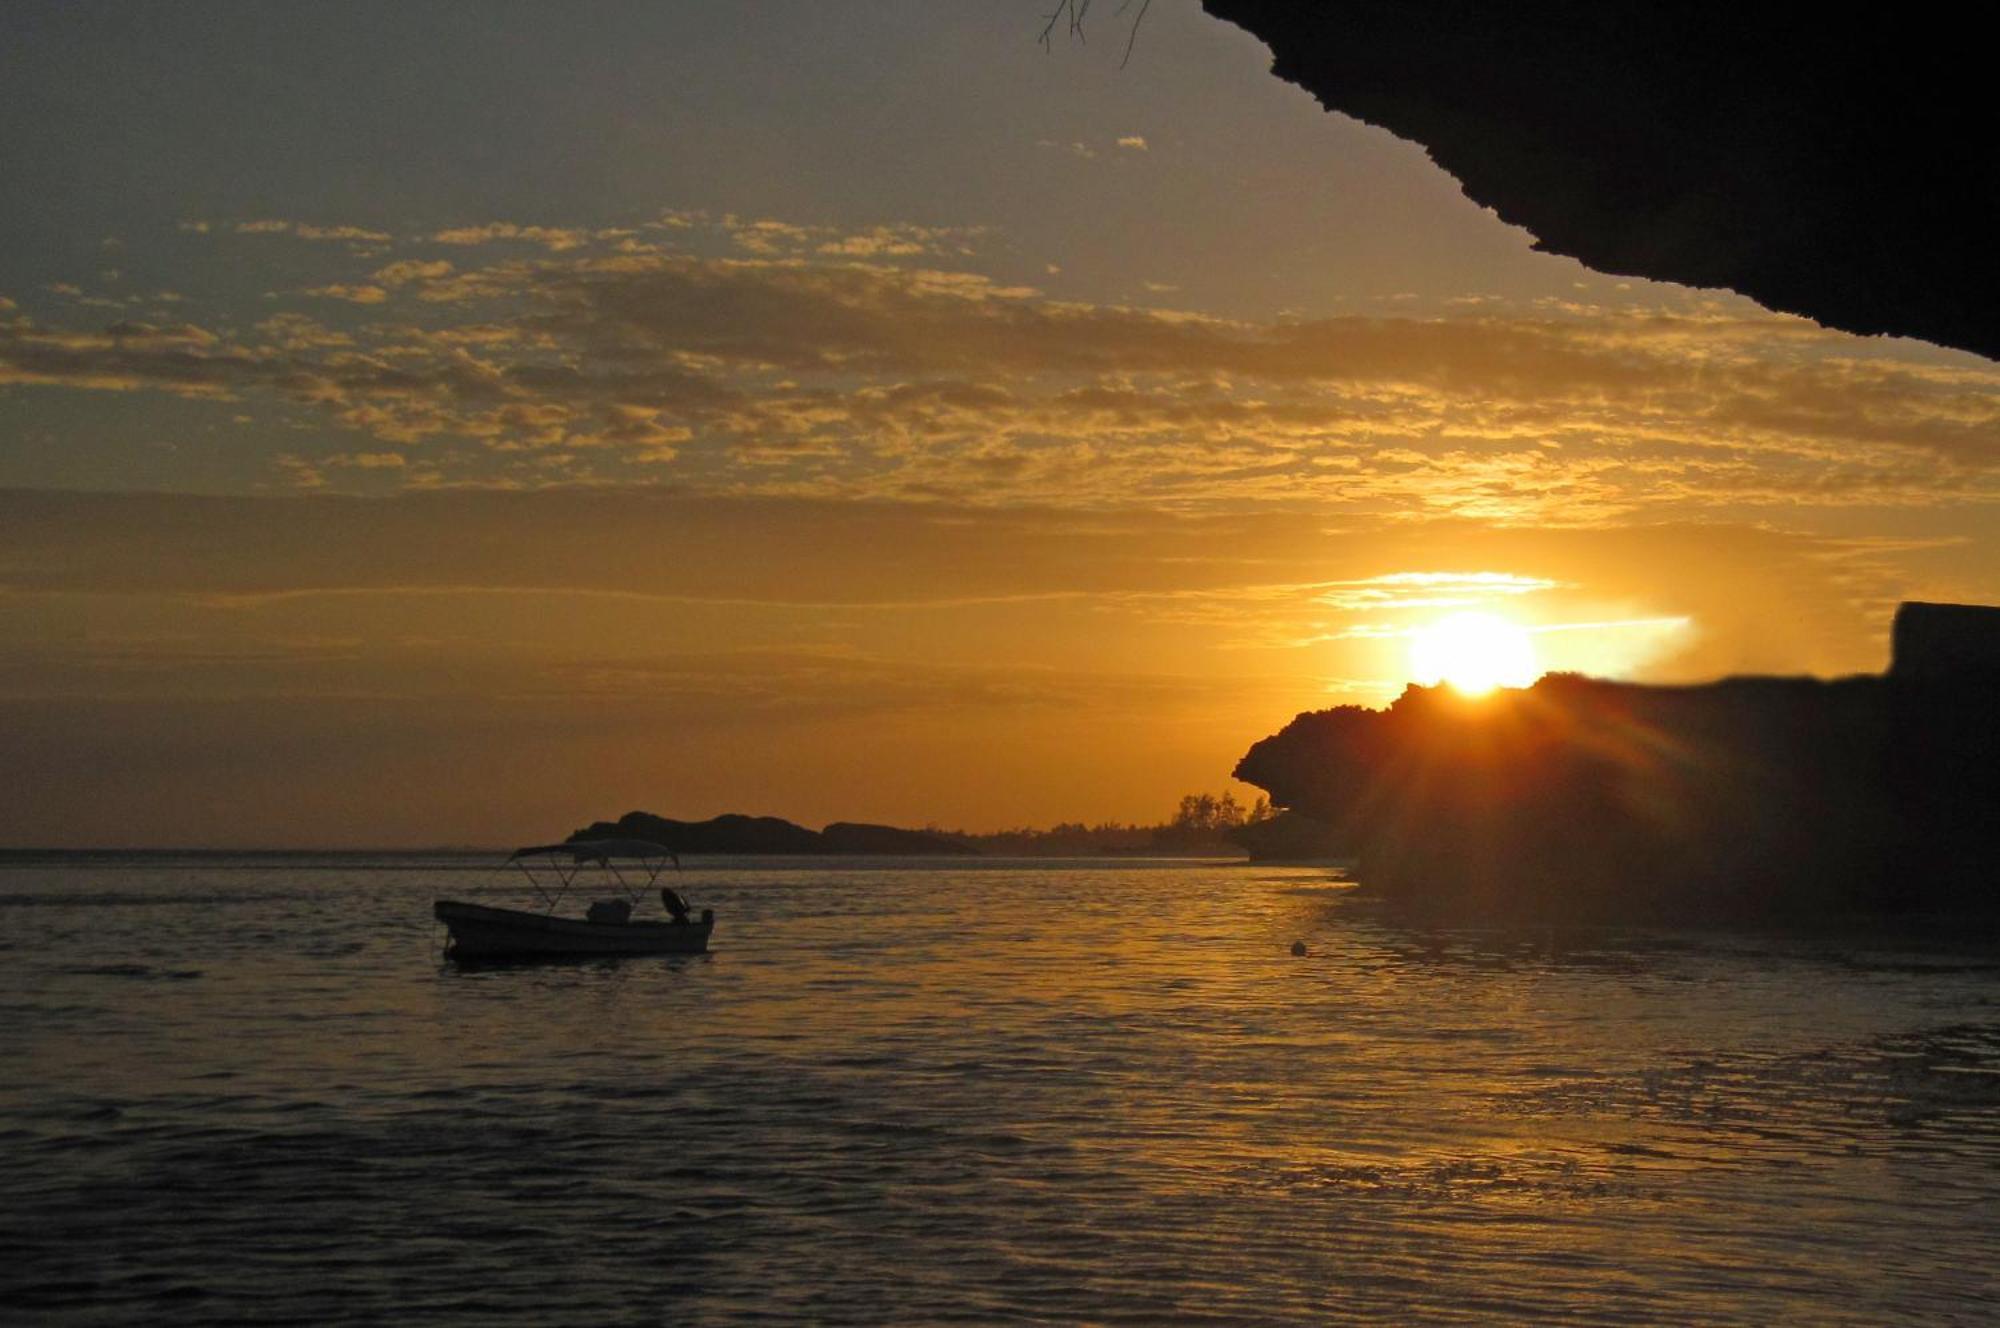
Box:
1039;0;1153;68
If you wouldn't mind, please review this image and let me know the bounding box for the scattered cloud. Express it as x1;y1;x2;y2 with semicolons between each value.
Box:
1;217;1993;523
1311;571;1567;612
253;313;353;350
301;283;389;304
431;222;596;251
371;259;454;287
233;219;394;245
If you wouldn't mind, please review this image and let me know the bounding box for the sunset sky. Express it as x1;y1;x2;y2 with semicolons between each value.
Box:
4;2;1997;846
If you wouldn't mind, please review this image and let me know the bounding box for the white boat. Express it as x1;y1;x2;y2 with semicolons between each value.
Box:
433;839;712;962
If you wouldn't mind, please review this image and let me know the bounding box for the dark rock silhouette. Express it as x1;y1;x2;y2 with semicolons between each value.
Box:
1226;810;1349;863
1232;603;2000;921
1202;2;1998;359
569;811;976;856
1891;601;2000;681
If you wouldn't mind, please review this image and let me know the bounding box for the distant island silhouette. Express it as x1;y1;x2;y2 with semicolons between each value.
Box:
564;800;1264;860
568;801;1264;859
1231;602;2000;921
569;812;976;857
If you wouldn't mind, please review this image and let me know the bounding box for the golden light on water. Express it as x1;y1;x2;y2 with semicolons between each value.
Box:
1409;612;1542;695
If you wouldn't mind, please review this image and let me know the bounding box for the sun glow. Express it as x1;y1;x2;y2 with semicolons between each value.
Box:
1409;612;1541;696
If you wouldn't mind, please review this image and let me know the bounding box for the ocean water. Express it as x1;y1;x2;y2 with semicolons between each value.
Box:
3;855;1998;1325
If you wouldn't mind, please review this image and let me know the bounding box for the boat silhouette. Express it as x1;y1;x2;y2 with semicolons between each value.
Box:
433;839;712;961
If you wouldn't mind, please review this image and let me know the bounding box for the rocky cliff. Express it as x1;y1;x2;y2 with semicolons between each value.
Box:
1232;603;2000;920
1203;2;1997;360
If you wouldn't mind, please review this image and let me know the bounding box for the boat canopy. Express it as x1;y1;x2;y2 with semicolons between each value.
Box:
505;838;681;912
509;838;680;865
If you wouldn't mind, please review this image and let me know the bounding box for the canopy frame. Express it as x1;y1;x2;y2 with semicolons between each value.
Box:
506;840;681;916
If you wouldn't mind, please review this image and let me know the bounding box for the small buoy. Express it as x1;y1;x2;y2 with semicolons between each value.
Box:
1290;939;1308;957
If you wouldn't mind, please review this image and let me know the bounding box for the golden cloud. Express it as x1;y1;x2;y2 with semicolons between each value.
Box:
1;233;1993;520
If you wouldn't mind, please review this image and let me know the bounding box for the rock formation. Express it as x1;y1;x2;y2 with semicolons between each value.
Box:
1232;603;2000;921
1203;2;1998;360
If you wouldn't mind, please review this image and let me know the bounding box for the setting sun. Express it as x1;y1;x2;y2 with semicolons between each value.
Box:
1409;612;1542;695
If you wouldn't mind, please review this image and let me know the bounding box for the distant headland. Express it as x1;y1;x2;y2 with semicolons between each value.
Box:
570;812;976;857
1231;602;2000;922
569;801;1262;859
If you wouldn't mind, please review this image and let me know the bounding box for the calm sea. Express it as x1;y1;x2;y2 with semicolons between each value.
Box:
3;855;1997;1324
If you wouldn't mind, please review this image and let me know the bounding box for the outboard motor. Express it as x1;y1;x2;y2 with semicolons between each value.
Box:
661;887;693;924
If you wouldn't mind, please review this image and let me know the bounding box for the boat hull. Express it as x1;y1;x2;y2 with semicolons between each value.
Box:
434;900;713;961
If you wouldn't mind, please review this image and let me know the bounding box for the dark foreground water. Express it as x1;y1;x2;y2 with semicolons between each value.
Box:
3;855;1998;1324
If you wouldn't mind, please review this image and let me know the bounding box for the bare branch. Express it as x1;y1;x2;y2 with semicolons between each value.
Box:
1114;0;1153;69
1037;0;1087;53
1039;0;1150;66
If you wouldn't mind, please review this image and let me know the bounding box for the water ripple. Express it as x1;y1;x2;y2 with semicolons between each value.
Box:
2;861;1997;1323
